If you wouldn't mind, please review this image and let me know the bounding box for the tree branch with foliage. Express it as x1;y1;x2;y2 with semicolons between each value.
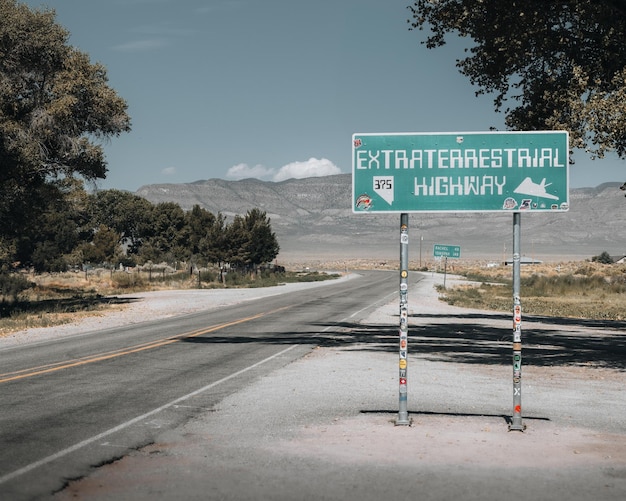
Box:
0;0;130;266
408;0;626;161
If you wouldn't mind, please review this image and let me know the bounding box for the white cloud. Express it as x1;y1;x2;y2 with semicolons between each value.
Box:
162;166;177;176
272;158;341;182
226;158;342;182
226;163;274;180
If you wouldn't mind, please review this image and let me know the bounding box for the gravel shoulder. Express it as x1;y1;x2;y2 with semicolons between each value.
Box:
0;274;355;348
32;272;626;500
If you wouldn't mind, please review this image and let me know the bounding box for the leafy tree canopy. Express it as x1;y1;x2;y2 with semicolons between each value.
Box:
408;0;626;159
243;208;280;267
224;209;279;269
0;0;130;239
592;250;614;264
89;190;153;253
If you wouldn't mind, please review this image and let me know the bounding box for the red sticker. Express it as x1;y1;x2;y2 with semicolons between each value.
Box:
514;405;522;414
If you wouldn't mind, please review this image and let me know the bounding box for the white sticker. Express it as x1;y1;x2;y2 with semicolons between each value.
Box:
373;176;394;206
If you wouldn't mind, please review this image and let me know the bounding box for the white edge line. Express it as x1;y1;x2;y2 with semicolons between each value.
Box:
0;344;299;485
3;286;398;485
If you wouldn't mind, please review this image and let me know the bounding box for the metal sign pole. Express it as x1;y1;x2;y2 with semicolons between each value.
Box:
397;213;410;425
510;212;525;431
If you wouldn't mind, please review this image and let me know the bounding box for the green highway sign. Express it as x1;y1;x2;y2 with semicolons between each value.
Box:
433;244;460;258
352;131;569;213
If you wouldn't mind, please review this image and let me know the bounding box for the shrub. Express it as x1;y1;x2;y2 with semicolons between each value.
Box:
111;272;146;289
592;251;613;264
224;272;247;286
199;270;218;282
0;273;34;302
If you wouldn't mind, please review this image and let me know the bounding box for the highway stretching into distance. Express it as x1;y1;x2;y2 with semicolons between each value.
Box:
0;270;400;499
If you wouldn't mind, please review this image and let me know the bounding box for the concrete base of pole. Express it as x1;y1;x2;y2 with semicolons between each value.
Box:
508;423;526;432
395;414;410;426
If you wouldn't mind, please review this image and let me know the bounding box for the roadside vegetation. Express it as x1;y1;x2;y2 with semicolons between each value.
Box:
0;268;339;336
437;259;626;321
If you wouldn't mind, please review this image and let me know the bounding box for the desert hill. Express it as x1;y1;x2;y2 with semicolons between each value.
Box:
136;174;626;263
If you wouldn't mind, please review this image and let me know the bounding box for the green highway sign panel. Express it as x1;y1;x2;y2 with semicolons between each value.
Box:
352;131;569;213
433;244;460;258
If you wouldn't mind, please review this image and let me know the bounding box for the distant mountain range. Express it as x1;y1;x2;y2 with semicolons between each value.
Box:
136;174;626;263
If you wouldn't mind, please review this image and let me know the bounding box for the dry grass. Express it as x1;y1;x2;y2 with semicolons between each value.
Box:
0;268;339;337
438;261;626;320
0;269;204;337
3;260;625;337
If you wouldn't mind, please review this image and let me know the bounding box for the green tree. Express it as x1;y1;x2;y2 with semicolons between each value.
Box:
185;205;216;259
78;224;121;266
592;251;614;264
224;209;279;271
408;1;626;159
89;190;154;255
243;209;280;268
28;210;80;272
200;212;227;267
11;178;88;271
224;214;249;269
139;202;188;264
0;0;130;262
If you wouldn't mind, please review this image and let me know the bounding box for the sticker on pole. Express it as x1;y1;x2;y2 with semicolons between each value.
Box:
373;176;394;206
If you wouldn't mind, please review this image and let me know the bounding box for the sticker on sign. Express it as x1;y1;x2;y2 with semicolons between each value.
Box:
373;176;394;205
352;131;569;213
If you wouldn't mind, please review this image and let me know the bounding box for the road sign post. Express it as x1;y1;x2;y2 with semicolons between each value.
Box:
510;213;526;431
397;214;410;425
433;244;460;288
352;130;568;431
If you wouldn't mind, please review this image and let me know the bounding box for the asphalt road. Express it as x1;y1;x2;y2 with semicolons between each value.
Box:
46;271;626;501
0;270;400;500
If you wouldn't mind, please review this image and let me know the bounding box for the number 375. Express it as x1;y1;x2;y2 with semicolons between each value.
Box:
374;179;392;190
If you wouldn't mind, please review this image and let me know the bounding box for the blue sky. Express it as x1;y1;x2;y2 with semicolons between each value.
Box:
23;0;625;191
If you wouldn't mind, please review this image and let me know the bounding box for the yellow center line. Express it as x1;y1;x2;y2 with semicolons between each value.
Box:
0;305;292;384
